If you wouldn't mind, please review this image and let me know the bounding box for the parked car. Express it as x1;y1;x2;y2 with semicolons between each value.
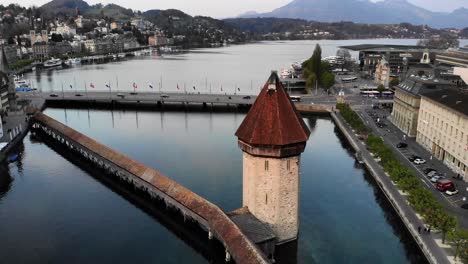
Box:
414;158;426;165
130;92;138;95
75;93;83;97
423;168;436;174
461;204;468;209
436;179;455;192
378;123;387;128
408;155;421;162
50;93;58;97
117;93;125;98
430;175;445;183
396;142;408;148
161;94;170;98
243;96;251;99
427;171;439;178
446;188;459;196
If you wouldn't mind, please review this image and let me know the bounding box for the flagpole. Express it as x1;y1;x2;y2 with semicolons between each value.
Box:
84;80;88;99
61;81;64;99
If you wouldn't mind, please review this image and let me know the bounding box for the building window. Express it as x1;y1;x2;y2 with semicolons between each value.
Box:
265;160;269;171
265;194;268;204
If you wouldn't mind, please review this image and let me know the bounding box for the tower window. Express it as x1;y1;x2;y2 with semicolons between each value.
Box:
265;160;269;171
287;160;291;170
265;194;268;204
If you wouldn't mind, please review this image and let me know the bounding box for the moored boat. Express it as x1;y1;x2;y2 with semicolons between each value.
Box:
43;58;63;68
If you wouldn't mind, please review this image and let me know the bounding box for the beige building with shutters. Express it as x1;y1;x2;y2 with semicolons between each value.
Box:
416;89;468;179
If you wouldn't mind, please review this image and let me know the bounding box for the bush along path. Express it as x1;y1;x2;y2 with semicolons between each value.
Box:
336;103;468;263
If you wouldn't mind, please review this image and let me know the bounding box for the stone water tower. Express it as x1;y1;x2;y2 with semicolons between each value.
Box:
235;71;310;244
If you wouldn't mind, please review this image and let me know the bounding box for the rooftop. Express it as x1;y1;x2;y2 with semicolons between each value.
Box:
235;71;310;147
340;44;431;52
422;89;468;117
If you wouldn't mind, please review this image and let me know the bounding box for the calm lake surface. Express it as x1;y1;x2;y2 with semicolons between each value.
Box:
22;38;451;95
0;39;447;263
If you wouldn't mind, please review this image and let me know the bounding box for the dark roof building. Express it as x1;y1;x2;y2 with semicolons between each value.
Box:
341;44;439;77
235;71;310;157
421;89;468;117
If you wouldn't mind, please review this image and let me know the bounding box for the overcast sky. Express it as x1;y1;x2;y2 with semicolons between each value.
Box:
1;0;467;18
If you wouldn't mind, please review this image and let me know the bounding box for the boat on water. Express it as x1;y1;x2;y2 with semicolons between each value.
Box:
323;55;345;65
43;58;62;68
65;58;81;65
118;53;126;58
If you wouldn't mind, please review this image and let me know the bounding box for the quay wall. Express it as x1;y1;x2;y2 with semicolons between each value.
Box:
32;112;270;264
331;112;447;264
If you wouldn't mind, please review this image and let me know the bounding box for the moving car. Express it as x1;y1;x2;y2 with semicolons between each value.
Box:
50;93;59;97
161;94;170;98
75;93;83;97
436;179;455;192
130;92;138;95
430;175;444;183
396;142;408;148
413;158;426;165
408;155;421;162
446;188;459;196
243;96;251;99
117;93;125;98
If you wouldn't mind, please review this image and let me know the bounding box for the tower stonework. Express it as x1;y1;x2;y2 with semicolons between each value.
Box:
235;72;310;244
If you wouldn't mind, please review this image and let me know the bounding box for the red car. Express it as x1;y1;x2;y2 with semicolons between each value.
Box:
436;179;454;192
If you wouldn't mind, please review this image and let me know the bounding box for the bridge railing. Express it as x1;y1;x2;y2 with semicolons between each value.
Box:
33;112;270;264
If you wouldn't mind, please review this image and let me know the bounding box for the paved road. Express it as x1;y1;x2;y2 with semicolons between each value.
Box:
356;107;468;228
334;112;450;264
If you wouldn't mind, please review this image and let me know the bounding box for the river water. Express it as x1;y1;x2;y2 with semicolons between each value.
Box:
0;39;454;263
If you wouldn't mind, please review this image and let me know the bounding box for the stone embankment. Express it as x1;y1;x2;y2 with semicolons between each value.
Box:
331;112;449;264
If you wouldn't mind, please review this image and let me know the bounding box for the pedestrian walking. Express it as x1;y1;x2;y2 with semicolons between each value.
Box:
418;226;421;234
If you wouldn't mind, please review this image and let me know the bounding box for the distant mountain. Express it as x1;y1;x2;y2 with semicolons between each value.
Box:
240;0;468;28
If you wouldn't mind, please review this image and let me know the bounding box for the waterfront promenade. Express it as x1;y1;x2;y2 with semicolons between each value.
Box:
332;111;451;264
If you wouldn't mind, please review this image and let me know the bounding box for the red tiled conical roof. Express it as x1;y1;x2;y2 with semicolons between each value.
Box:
235;72;310;147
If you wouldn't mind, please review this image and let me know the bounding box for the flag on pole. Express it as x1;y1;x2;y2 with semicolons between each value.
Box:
133;82;138;89
238;87;240;91
70;84;73;89
90;83;95;88
177;84;180;90
149;83;154;89
193;86;196;90
221;85;223;92
106;83;110;88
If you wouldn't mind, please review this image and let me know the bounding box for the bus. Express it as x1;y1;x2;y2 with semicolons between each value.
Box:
341;77;358;83
290;95;301;102
360;90;380;97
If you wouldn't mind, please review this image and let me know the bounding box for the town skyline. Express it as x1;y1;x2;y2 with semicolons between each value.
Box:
2;0;468;18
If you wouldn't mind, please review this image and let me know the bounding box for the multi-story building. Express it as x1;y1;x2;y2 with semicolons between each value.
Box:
390;75;453;137
0;71;9;113
416;89;468;178
341;44;439;77
436;47;468;68
374;56;390;87
30;30;48;45
33;42;49;60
